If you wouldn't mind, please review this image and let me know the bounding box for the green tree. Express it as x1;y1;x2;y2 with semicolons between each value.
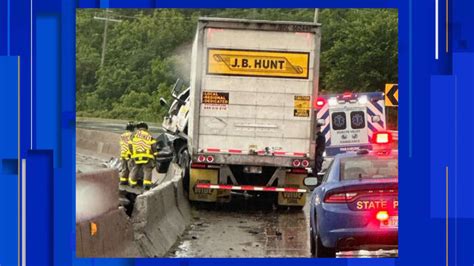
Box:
76;9;398;123
318;9;398;93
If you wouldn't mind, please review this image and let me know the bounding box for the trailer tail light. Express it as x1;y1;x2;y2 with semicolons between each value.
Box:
197;155;206;162
291;168;307;174
191;163;206;168
376;211;389;222
206;155;215;163
292;160;301;167
301;160;309;167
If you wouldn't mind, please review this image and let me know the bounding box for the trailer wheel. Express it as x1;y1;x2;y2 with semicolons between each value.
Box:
177;145;190;194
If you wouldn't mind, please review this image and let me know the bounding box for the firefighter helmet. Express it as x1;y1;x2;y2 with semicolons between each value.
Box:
125;121;136;131
136;121;149;130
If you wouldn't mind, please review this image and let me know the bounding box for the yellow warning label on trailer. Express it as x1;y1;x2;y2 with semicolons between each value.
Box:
207;49;310;79
294;95;311;117
202;91;229;105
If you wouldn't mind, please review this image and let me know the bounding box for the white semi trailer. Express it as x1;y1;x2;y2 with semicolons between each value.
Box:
186;17;321;207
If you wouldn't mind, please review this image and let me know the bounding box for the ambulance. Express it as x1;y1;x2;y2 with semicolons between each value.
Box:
315;92;386;157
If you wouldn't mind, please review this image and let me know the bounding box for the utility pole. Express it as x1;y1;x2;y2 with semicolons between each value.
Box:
94;9;122;67
100;9;109;67
314;8;319;23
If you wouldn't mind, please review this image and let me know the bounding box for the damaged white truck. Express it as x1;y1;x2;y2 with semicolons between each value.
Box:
184;17;321;208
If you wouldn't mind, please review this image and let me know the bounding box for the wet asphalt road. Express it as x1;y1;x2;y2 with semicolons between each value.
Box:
168;196;311;258
168;195;398;258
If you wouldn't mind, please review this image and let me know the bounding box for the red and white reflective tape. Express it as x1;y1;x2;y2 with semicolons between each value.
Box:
205;148;242;153
204;148;307;157
195;183;307;193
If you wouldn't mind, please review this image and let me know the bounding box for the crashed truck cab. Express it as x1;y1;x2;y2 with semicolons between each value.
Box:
186;17;322;207
160;80;190;136
155;80;191;175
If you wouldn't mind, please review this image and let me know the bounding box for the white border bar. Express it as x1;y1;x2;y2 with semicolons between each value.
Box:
21;159;26;266
435;0;439;60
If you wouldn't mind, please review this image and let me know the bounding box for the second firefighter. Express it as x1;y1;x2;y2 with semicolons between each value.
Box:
128;121;158;190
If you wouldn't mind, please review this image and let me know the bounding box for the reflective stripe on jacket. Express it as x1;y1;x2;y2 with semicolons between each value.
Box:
129;129;157;164
120;131;133;159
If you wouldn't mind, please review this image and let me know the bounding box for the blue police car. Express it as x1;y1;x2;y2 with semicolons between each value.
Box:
305;132;398;257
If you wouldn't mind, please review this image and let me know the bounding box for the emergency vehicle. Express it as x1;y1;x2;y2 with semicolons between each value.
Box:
305;131;398;257
315;92;386;157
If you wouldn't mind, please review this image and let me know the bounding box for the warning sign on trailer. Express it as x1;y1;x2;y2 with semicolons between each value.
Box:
207;49;310;79
202;91;229;110
294;96;310;117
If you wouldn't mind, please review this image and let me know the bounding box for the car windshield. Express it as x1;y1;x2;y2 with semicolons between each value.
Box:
340;156;398;180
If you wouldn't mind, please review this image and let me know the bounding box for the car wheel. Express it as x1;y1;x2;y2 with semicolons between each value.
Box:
310;229;316;256
315;233;336;258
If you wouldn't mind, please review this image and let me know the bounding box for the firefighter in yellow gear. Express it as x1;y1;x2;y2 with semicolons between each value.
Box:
128;121;158;190
119;122;136;185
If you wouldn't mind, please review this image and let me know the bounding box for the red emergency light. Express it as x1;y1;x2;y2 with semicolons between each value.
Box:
314;97;326;109
372;131;393;144
342;92;353;99
376;211;389;222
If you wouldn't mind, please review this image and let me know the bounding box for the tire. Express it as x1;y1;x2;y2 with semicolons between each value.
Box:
313;216;336;258
310;229;316;256
178;148;190;178
315;233;336;258
176;145;190;194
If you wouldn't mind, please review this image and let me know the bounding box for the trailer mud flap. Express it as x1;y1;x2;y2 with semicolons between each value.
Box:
217;189;231;200
278;173;307;206
189;168;218;202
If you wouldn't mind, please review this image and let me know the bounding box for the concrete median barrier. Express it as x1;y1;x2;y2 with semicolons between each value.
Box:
171;168;191;223
76;169;141;257
76;139;191;257
76;169;119;222
76;207;140;257
131;163;191;257
76;128;120;157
